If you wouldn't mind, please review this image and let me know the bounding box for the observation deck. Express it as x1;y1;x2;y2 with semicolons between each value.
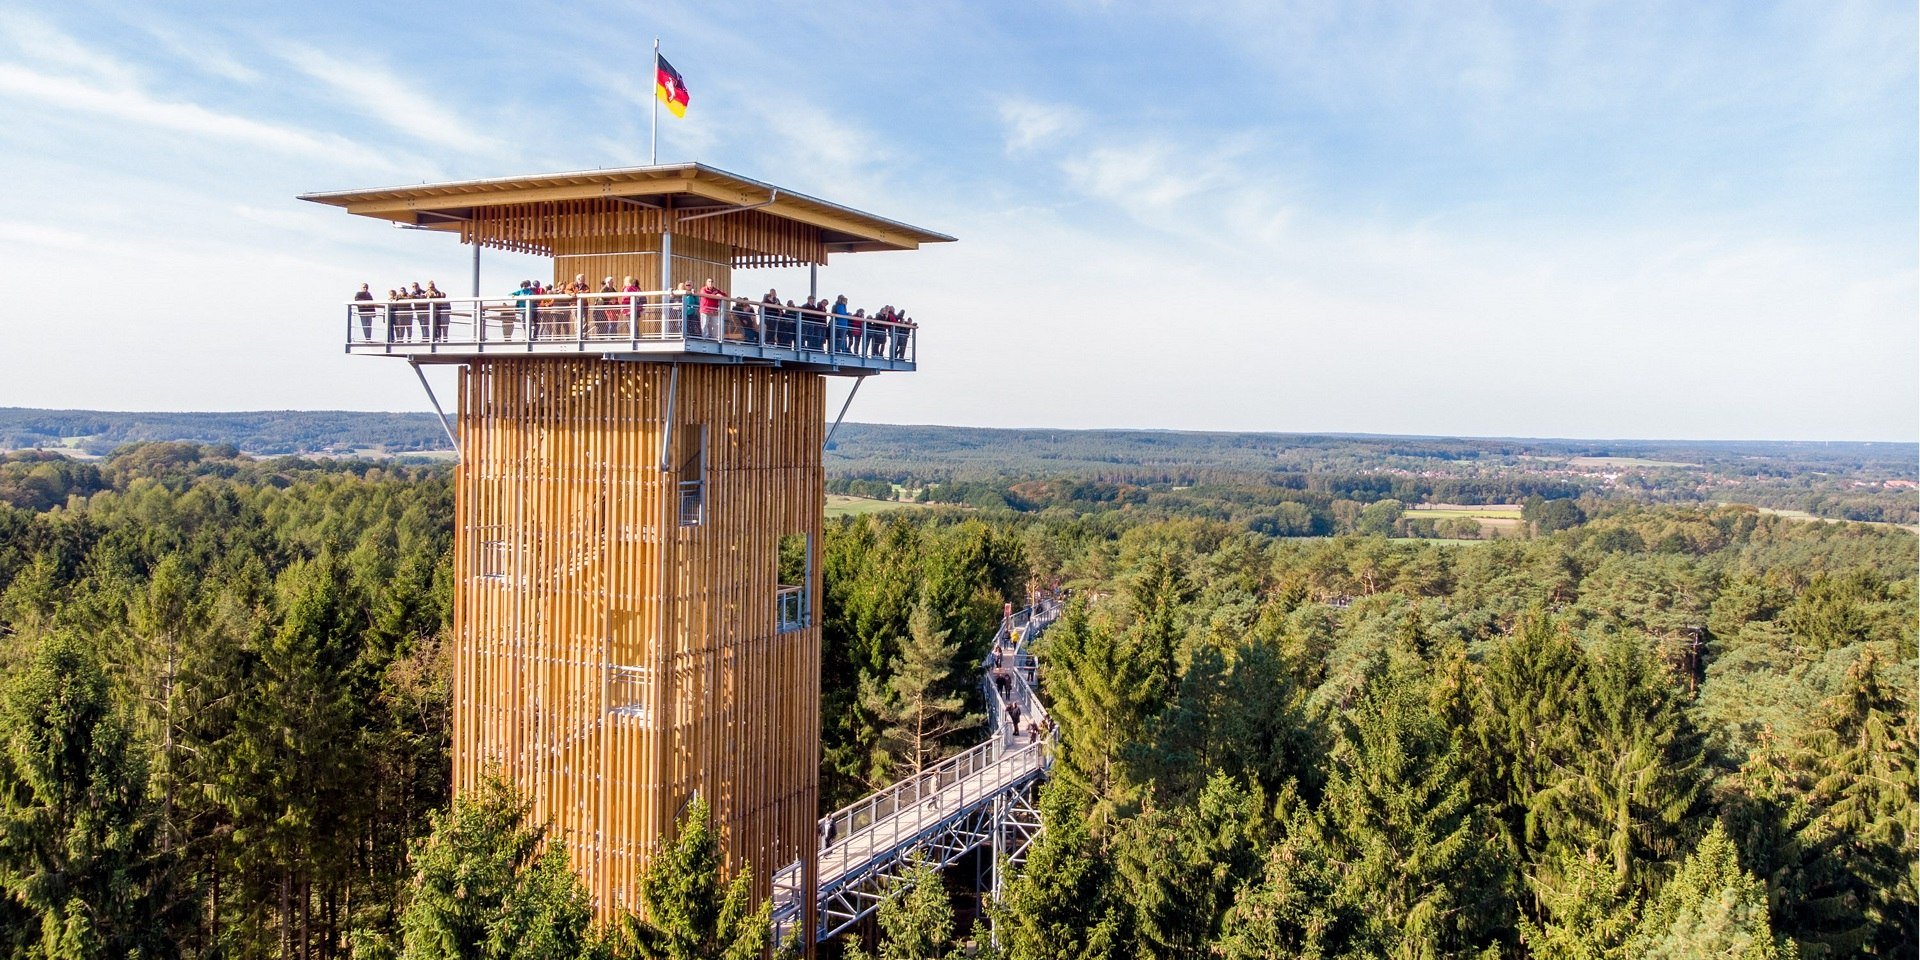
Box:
303;162;951;379
339;290;914;374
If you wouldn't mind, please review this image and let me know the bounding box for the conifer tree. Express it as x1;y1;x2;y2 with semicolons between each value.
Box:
0;632;175;960
614;795;769;960
1316;664;1509;957
1467;611;1589;923
1124;549;1191;700
1769;651;1917;955
846;863;959;960
1626;823;1795;959
1215;803;1354;960
1529;635;1702;900
394;776;600;960
1042;602;1152;829
1114;774;1268;959
1516;846;1641;959
218;553;377;956
861;602;979;783
990;783;1130;960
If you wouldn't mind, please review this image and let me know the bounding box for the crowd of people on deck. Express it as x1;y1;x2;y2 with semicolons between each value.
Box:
351;275;916;359
352;282;453;342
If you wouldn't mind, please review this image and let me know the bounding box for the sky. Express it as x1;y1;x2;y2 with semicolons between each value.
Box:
0;0;1914;441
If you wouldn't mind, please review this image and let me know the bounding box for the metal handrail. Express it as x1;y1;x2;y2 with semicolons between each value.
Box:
340;290;917;364
775;585;808;633
771;597;1064;945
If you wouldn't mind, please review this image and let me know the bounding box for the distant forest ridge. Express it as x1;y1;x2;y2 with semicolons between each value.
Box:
0;407;1912;474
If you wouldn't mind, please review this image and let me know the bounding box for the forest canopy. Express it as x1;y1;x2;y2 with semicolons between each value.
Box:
0;438;1911;959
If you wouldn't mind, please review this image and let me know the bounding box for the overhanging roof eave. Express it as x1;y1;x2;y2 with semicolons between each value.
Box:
298;162;955;249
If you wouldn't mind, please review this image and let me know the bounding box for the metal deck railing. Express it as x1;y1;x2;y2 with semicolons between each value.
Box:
339;291;916;373
769;598;1063;947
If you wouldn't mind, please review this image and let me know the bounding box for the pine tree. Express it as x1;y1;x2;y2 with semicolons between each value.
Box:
613;795;769;960
1627;823;1796;959
861;602;979;783
394;776;600;960
0;632;175;960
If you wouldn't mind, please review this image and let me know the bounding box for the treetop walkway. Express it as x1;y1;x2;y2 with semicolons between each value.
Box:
770;598;1062;947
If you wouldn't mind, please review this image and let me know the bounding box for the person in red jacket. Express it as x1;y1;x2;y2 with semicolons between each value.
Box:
698;278;727;340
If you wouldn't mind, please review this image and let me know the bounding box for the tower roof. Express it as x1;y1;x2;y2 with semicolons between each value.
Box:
298;162;954;254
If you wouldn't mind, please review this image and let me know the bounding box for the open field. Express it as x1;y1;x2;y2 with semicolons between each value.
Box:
1406;503;1522;520
1405;503;1522;538
826;495;932;518
1746;505;1919;535
1567;455;1698;468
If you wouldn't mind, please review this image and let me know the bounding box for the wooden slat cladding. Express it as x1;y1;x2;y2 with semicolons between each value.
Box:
553;235;735;295
463;199;827;265
453;358;824;942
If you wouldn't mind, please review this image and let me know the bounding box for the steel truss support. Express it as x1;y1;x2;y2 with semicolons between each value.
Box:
767;600;1064;953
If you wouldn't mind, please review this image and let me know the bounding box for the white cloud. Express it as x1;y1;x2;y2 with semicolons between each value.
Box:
0;9;140;88
277;44;500;155
0;61;394;170
999;98;1080;155
140;23;261;83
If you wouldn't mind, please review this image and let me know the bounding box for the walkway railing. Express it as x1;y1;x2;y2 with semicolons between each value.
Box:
339;291;916;370
770;597;1063;947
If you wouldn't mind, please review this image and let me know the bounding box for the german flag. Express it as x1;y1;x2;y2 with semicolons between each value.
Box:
655;55;689;118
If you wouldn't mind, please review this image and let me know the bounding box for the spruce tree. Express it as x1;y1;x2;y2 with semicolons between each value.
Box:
1472;612;1589;864
1042;602;1152;829
394;777;599;960
1777;651;1917;955
1316;664;1509;957
1215;802;1354;960
1114;774;1268;959
0;632;174;960
1529;635;1702;900
846;863;959;960
614;795;769;960
1627;823;1796;959
990;783;1130;960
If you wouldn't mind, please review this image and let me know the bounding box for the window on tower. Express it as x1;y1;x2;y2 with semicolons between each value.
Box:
776;532;809;632
676;425;705;526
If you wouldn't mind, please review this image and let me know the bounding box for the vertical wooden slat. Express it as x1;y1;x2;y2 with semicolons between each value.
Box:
454;359;823;945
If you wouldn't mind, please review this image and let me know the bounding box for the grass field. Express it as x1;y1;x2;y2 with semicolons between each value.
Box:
825;495;932;518
1568;455;1698;468
1747;505;1919;534
1405;504;1523;520
1404;503;1523;539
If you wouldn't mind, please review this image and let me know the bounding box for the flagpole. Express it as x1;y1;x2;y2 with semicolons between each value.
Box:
650;39;660;164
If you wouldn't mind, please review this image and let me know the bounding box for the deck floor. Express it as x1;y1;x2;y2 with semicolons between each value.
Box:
816;742;1045;888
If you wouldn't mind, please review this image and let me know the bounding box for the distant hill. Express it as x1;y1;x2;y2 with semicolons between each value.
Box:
823;422;1917;480
0;408;1911;481
0;408;449;457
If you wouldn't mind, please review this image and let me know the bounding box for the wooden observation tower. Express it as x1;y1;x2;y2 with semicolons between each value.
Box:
301;164;951;940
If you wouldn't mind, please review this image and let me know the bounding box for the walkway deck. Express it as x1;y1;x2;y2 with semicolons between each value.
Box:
770;599;1061;945
337;293;915;375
